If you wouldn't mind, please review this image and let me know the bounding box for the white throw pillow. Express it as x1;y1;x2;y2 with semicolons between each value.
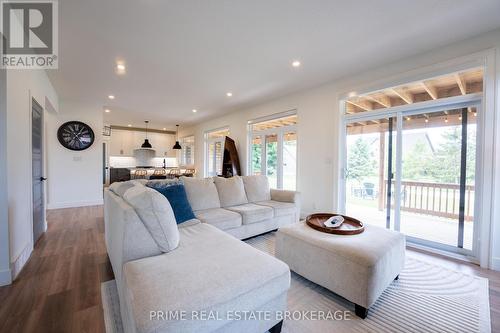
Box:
123;186;180;252
181;177;221;211
213;176;248;207
242;175;271;202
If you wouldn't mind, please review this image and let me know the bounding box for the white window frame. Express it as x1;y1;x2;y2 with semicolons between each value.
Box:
248;110;298;190
180;135;195;166
204;126;229;177
337;50;497;268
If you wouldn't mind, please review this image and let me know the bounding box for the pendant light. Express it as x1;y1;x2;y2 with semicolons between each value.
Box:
141;120;153;148
173;124;182;150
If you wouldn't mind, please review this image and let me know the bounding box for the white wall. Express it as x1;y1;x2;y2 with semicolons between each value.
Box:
181;28;500;269
6;68;59;279
46;101;104;209
0;68;11;286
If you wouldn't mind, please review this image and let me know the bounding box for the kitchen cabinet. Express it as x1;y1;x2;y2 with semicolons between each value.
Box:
108;129;176;157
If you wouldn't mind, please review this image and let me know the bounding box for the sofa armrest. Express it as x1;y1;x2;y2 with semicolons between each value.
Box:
270;189;300;203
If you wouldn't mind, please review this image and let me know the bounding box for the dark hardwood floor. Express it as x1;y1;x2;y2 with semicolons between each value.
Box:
0;205;499;332
0;206;114;333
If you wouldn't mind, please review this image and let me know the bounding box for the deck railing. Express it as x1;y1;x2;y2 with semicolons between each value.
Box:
382;180;475;221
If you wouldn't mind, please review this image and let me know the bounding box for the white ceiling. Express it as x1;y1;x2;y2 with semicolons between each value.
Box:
48;0;500;130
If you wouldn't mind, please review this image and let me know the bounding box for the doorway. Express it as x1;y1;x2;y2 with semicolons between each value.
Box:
32;99;45;244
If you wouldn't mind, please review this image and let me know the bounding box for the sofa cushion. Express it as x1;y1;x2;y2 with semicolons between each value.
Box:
181;177;221;211
226;203;273;225
109;181;136;197
123;186;180;252
213;176;248;207
256;200;297;217
123;223;290;333
194;208;242;230
151;184;196;224
242;175;271;202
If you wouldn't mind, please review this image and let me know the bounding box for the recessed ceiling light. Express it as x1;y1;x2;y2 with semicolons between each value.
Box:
226;92;233;97
192;109;197;113
292;60;301;67
104;109;111;113
127;124;132;127
116;63;125;71
108;95;115;100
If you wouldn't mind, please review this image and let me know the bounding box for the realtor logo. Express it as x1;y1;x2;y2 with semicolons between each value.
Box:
1;0;58;69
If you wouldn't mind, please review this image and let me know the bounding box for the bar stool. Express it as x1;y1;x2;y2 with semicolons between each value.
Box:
150;169;167;180
133;169;148;179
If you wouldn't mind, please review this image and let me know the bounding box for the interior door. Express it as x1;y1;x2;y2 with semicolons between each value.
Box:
32;99;45;243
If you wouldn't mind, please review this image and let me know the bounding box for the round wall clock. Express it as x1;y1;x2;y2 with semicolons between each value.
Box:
57;121;95;151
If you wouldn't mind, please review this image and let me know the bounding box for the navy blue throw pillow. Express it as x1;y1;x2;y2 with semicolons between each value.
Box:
149;184;196;224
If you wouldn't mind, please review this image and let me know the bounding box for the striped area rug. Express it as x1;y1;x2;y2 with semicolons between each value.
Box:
246;232;491;333
101;232;491;333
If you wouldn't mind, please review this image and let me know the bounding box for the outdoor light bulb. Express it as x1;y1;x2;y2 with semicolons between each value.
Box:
473;112;477;117
292;60;301;67
445;118;449;123
108;95;115;100
117;64;125;70
406;117;411;121
104;109;110;113
459;116;462;120
425;119;429;123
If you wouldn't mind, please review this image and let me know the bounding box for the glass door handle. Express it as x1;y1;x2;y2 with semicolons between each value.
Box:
40;177;47;181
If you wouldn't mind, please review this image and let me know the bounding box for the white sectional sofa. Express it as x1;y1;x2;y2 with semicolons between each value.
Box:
104;175;300;333
182;175;300;239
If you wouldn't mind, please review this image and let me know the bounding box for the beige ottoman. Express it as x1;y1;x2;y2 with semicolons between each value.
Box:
275;222;405;318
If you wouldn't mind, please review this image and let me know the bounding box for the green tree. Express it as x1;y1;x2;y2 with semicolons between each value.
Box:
266;142;278;175
432;127;476;184
252;143;261;173
346;138;376;183
402;140;435;181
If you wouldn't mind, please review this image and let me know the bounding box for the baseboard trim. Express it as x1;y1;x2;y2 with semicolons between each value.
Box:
0;268;12;286
11;242;33;280
491;257;500;271
47;199;104;210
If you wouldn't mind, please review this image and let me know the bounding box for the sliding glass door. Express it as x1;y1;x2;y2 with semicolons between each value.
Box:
343;106;478;254
345;117;396;229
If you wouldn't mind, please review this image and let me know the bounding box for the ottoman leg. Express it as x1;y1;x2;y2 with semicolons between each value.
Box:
355;304;368;319
269;320;283;333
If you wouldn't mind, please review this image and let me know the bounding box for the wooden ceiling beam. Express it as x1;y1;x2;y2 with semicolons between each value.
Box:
365;95;391;108
346;99;373;112
454;73;467;95
421;81;438;100
391;88;413;104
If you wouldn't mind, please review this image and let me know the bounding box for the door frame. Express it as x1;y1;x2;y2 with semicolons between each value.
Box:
248;125;297;189
29;96;47;246
340;92;483;259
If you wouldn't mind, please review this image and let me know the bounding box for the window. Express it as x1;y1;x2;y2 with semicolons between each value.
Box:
205;127;230;177
341;67;483;256
249;112;297;190
180;136;195;166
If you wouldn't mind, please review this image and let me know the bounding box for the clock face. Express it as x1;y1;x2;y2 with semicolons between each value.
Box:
57;121;95;151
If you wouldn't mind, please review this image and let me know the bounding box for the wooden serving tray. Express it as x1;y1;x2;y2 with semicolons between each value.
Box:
306;213;364;235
